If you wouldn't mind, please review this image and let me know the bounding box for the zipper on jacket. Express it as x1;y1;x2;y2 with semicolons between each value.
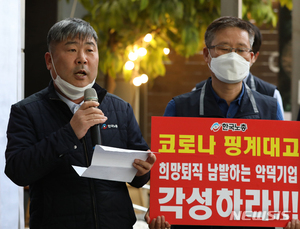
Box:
82;137;99;229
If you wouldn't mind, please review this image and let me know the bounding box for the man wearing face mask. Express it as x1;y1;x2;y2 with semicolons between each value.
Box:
4;18;156;229
164;16;283;121
147;16;300;229
193;21;284;118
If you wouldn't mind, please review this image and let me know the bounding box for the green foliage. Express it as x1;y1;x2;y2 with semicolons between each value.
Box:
140;36;168;79
76;0;291;82
242;0;278;27
279;0;293;10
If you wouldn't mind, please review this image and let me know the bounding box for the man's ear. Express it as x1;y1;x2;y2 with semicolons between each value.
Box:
251;51;259;65
45;52;52;70
203;47;210;64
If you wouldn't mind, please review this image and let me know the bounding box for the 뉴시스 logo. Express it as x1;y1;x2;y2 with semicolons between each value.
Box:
210;122;248;132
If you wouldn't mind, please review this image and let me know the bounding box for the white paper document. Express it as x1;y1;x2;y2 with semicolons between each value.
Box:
72;145;149;182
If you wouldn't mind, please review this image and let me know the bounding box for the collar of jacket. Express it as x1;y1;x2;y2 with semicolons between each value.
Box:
200;78;259;118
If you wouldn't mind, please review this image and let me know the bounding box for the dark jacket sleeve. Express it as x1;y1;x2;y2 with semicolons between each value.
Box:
129;172;150;188
4;103;80;186
123;102;150;188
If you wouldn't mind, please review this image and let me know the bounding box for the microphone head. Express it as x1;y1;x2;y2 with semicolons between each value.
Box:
84;88;98;102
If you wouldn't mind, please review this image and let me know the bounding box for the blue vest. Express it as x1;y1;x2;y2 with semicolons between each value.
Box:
245;73;276;97
174;79;278;120
196;73;277;97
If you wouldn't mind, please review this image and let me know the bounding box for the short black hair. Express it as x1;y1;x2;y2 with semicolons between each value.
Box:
47;18;98;52
205;16;254;48
247;22;262;54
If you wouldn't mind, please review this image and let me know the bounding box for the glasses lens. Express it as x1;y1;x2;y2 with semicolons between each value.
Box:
236;48;251;57
215;45;251;57
215;45;231;55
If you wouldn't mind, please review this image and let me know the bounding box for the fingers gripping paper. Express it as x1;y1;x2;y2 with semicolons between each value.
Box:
72;145;149;182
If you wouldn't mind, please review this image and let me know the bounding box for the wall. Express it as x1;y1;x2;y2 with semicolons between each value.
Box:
0;1;24;228
25;0;57;97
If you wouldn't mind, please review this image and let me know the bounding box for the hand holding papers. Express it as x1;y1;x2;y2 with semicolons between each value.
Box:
72;145;149;182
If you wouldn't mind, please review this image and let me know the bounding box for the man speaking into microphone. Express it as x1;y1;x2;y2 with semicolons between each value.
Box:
4;18;155;229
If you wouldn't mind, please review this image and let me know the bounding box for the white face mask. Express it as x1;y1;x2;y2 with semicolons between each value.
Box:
208;51;250;84
50;54;95;100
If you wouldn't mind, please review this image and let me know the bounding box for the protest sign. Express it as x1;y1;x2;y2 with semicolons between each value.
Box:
150;117;299;227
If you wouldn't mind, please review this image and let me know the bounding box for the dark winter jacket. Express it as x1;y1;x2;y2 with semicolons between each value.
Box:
5;81;149;229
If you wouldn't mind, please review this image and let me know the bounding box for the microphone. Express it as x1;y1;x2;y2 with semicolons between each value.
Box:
84;88;107;146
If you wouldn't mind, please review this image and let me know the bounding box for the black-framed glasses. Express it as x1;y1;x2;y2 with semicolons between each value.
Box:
208;44;253;57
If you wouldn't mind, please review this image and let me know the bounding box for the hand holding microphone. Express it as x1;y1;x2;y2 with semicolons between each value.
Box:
70;88;107;141
84;88;106;146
